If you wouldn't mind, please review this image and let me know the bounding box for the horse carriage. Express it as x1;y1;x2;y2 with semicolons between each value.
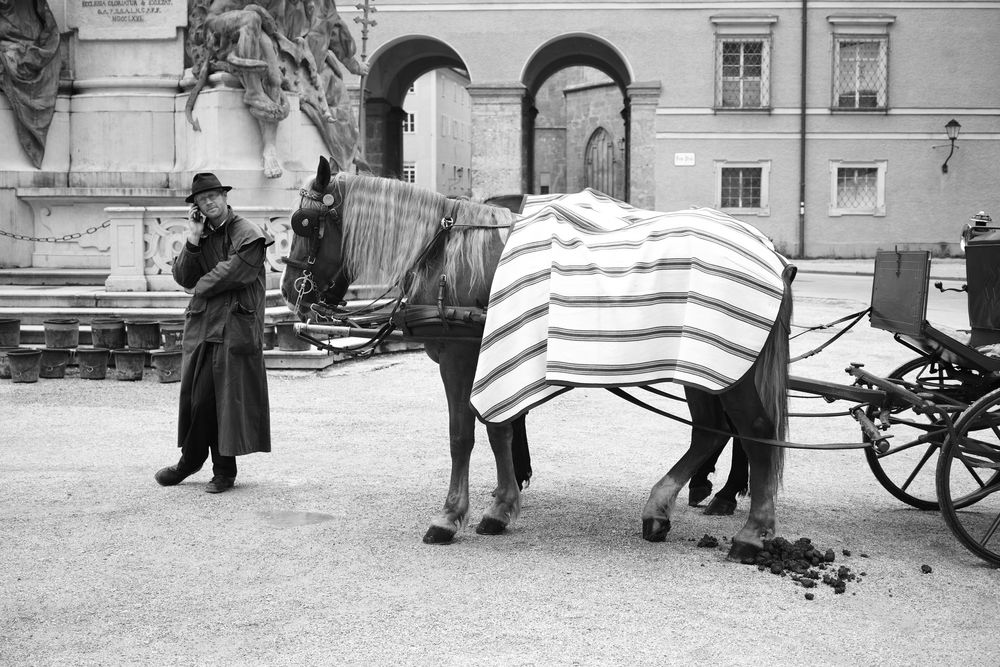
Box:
280;157;1000;567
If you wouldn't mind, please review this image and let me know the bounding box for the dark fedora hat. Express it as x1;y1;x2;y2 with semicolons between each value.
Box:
185;172;233;203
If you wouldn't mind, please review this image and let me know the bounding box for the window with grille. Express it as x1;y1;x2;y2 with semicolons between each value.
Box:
827;15;895;111
402;113;415;133
721;167;761;208
710;15;777;111
717;38;770;109
833;37;887;109
402;162;416;184
829;160;887;216
715;160;771;215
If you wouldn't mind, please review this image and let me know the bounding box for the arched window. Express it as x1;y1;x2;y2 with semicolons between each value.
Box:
585;127;615;197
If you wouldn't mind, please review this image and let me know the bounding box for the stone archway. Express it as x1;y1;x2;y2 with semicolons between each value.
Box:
362;37;467;178
521;34;635;202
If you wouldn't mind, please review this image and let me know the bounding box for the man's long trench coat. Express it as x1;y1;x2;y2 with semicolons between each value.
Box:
171;210;272;456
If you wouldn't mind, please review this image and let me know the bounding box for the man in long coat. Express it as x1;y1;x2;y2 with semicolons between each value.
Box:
155;173;273;493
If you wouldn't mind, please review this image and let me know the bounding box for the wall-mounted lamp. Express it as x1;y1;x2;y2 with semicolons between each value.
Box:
935;119;962;174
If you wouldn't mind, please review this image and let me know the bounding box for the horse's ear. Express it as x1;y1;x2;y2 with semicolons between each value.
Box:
315;156;331;192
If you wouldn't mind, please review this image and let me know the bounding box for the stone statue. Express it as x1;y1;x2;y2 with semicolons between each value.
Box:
185;0;366;178
0;0;62;169
302;0;369;172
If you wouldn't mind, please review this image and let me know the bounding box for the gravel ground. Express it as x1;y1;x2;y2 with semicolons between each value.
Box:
3;294;1000;665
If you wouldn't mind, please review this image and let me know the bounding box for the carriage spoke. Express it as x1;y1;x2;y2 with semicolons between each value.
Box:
899;444;938;492
979;511;1000;548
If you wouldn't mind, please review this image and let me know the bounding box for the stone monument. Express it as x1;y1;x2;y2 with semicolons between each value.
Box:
0;0;366;291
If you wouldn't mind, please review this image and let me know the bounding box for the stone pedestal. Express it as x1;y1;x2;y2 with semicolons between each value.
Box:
70;78;177;188
173;75;323;200
468;83;528;200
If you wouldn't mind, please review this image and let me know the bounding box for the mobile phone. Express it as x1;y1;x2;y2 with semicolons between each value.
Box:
190;205;205;224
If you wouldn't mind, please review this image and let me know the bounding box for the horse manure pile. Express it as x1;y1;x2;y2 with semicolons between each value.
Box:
698;535;865;597
746;536;862;596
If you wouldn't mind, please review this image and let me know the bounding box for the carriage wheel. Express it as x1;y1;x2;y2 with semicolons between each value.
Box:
864;356;993;511
936;387;1000;567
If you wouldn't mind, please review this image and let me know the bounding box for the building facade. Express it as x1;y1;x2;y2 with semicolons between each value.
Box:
357;1;1000;257
401;68;473;198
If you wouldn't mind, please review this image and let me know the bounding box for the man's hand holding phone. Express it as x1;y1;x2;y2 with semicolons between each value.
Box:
187;205;206;245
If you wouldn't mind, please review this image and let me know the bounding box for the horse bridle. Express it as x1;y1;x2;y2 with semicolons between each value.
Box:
283;181;515;355
283;180;351;317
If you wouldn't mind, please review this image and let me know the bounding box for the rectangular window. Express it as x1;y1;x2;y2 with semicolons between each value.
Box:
829;160;887;216
402;162;416;184
714;160;771;215
717;39;769;109
721;167;761;208
710;15;776;111
402;113;415;133
833;37;888;110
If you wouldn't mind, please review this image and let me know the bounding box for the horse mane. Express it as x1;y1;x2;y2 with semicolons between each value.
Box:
337;173;514;304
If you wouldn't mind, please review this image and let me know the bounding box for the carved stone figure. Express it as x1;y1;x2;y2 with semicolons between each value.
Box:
185;0;365;178
0;0;62;169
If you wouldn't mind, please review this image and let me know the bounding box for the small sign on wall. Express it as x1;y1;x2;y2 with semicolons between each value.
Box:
674;153;696;167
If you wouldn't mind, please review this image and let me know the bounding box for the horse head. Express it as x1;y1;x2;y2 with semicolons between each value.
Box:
280;156;349;321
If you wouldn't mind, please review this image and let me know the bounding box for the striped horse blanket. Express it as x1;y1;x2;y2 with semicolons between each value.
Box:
469;189;789;424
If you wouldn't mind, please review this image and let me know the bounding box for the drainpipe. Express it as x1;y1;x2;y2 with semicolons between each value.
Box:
798;0;808;258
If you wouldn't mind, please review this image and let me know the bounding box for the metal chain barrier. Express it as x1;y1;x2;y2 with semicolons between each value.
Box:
0;219;111;243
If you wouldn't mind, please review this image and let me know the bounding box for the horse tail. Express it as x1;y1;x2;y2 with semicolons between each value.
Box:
753;263;796;482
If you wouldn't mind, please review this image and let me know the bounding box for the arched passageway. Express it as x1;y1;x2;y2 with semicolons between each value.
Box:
362;32;658;206
362;36;467;178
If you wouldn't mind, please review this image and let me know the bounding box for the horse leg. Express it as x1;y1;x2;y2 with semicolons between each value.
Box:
477;420;521;535
641;388;730;542
704;438;750;516
720;380;781;560
423;343;521;542
688;439;726;506
422;343;477;544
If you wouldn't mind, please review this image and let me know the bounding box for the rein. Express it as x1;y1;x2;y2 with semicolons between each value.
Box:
606;386;886;451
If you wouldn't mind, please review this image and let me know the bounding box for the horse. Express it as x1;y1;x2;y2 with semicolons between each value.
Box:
280;156;795;560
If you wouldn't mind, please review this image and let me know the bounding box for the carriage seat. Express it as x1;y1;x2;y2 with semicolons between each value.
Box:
870;249;1000;372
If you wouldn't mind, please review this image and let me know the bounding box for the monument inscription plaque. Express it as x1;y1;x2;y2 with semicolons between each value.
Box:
69;0;186;39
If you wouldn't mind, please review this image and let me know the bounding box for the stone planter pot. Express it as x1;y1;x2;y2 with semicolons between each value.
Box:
91;318;127;351
39;348;71;378
43;318;79;349
76;347;110;380
112;349;146;381
8;349;41;383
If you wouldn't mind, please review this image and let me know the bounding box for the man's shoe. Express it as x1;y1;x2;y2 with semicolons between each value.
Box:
155;465;193;487
206;475;236;494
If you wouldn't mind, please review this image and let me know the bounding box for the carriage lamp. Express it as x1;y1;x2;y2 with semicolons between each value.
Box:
936;119;962;174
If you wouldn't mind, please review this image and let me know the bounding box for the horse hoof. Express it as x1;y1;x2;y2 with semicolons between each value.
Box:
688;483;713;507
422;525;456;544
727;540;761;562
475;517;507;535
642;517;671;542
704;496;737;516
